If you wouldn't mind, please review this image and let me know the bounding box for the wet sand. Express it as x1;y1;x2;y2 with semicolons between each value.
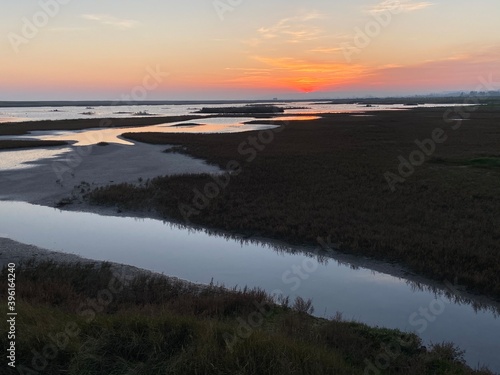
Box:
0;142;221;206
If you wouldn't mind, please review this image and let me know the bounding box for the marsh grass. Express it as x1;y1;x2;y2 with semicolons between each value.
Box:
88;107;500;299
468;157;500;168
0;261;493;375
0;140;69;149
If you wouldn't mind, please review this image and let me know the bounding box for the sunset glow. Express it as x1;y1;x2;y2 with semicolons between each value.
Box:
1;0;500;100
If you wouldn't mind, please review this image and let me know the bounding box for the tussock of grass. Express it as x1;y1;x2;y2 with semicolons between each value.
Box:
1;262;493;375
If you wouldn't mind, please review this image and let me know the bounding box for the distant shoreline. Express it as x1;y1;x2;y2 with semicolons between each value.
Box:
1;96;498;108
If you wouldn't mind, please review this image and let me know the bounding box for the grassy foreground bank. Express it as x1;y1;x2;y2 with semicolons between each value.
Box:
1;261;493;375
87;106;500;299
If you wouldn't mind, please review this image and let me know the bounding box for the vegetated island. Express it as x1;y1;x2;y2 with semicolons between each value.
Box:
86;104;500;300
170;123;203;128
0;139;69;150
196;105;285;114
0;115;207;136
0;238;493;375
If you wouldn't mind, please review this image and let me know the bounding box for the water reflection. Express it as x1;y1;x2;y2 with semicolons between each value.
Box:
0;200;499;370
0;102;470;123
187;223;500;316
2;115;321;148
22;119;280;146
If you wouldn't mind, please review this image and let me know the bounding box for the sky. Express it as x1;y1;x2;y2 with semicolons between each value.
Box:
1;0;499;100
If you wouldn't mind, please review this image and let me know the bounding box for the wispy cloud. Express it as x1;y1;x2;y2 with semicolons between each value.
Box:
81;14;139;29
254;56;363;74
235;11;369;92
250;56;369;92
223;56;368;92
257;11;326;43
49;27;86;33
225;67;272;76
369;0;434;14
308;47;344;54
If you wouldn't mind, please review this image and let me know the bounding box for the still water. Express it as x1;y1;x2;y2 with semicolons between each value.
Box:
0;200;498;372
0;102;454;122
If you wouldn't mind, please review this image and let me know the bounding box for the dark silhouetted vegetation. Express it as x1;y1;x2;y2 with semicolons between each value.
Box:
197;105;284;114
0;115;207;136
430;156;500;169
0;261;493;375
0;140;69;150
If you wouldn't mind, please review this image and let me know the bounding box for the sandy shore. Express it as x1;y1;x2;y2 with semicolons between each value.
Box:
0;142;221;206
0;140;222;289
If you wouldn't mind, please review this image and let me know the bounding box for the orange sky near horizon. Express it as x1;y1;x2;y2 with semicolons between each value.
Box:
1;1;500;100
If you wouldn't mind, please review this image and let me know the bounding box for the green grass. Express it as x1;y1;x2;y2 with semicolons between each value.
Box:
468;157;500;168
1;261;493;375
430;156;500;168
